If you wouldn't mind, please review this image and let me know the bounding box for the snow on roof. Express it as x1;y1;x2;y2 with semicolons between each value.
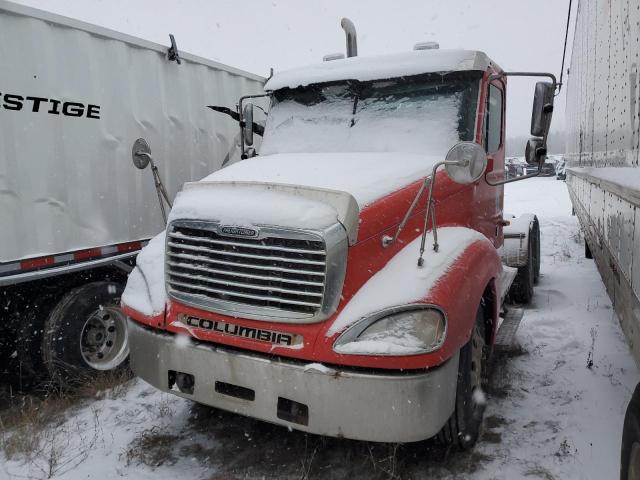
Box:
265;49;493;90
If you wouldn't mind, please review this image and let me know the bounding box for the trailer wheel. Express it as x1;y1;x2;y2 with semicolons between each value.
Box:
43;281;129;386
510;234;535;304
437;308;487;450
16;291;61;386
621;383;640;480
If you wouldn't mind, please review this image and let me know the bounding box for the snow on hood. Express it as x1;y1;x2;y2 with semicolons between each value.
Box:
327;227;490;338
203;152;441;208
122;232;166;317
265;49;492;90
168;183;339;231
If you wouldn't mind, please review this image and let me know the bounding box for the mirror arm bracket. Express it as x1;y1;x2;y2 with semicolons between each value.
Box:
483;71;557;187
383;176;432;248
417;161;447;266
488;71;558;91
131;138;172;225
485;168;540;186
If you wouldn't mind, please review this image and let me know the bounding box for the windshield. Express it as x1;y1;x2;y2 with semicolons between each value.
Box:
260;71;482;157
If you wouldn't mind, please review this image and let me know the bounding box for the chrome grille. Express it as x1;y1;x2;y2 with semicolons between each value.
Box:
166;222;330;318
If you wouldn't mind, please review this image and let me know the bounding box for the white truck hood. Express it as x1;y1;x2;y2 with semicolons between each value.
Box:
168;182;346;236
202;152;442;208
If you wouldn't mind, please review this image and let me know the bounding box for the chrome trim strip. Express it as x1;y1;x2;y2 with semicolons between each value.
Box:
167;270;324;297
167;261;324;287
169;231;326;255
167;241;326;266
169;279;323;308
167;252;326;277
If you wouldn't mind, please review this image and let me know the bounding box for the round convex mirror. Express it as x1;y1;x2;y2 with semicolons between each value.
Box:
131;138;151;170
444;141;488;184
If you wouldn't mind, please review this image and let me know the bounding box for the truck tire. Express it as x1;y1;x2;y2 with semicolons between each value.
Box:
510;234;534;304
42;281;129;386
437;308;487;450
15;291;62;387
621;383;640;480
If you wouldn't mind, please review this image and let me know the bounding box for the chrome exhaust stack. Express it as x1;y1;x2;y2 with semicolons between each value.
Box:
341;18;358;57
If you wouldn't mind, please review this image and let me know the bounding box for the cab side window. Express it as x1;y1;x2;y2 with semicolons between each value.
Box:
484;84;503;153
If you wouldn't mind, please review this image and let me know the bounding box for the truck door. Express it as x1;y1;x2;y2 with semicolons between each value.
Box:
480;81;506;247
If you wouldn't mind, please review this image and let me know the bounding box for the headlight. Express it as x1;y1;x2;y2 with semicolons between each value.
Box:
333;305;446;356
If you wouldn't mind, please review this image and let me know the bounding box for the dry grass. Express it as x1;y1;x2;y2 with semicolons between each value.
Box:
73;367;133;400
0;391;73;458
123;426;180;468
0;368;132;478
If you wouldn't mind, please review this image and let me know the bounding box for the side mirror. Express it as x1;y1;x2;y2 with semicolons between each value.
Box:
243;103;254;146
530;81;554;137
444;141;487;184
525;137;546;165
131;137;151;170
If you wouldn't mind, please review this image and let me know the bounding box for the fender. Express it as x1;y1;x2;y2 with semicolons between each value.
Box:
426;238;502;359
314;226;502;370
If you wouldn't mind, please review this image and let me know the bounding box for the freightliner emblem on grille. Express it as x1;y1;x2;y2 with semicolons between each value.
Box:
178;314;303;347
218;225;259;238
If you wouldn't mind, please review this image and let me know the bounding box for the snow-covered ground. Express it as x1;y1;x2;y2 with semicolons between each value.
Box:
1;177;638;480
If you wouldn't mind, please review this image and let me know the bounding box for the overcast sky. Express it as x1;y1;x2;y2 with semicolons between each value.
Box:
13;0;575;142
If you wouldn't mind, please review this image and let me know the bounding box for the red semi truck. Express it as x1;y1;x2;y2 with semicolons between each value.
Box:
122;24;556;448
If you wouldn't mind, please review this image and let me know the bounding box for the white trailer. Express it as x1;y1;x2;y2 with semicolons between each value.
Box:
0;0;264;385
564;0;640;476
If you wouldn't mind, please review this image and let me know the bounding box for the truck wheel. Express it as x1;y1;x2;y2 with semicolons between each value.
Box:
621;383;640;480
510;235;534;304
16;291;62;387
437;308;487;450
42;281;129;386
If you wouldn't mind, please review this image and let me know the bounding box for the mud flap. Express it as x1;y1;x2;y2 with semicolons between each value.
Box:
494;307;524;352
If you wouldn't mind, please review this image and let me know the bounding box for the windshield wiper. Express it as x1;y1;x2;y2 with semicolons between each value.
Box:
207;105;265;136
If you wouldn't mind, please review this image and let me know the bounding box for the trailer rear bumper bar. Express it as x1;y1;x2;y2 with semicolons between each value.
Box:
0;240;147;286
128;319;458;443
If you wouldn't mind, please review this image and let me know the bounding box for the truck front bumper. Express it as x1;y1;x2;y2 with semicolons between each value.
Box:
128;320;458;443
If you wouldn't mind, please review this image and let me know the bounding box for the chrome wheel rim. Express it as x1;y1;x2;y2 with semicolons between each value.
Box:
80;305;129;370
630;442;640;480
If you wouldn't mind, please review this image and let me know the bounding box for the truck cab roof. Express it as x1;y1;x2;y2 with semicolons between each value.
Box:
265;49;499;91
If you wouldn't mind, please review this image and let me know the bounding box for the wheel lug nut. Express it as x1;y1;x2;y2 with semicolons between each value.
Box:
97;352;104;359
106;340;113;347
107;326;116;333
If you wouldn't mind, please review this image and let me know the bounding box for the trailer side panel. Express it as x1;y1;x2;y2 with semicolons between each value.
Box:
565;0;640;365
0;1;264;267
